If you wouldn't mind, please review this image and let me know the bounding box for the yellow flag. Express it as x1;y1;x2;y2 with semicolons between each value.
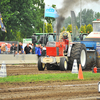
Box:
0;12;7;32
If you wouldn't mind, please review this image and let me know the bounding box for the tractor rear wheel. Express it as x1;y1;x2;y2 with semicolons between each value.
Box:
68;43;87;70
60;57;67;71
38;57;45;71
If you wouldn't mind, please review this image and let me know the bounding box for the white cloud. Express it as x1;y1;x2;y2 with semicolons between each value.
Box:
44;0;63;9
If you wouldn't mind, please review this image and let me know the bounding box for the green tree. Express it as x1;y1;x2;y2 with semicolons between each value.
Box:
84;25;86;33
86;24;93;33
0;0;45;41
61;27;65;32
47;23;53;33
44;23;48;33
76;26;78;31
94;12;100;19
80;25;86;33
66;24;72;32
77;9;94;28
0;0;11;40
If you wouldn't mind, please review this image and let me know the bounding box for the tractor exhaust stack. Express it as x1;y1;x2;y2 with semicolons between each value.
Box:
56;16;65;42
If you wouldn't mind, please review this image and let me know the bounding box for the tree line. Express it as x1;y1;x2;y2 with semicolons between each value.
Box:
0;0;100;41
45;8;99;34
61;24;93;34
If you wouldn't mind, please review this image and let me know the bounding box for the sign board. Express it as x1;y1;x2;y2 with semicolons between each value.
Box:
23;38;32;44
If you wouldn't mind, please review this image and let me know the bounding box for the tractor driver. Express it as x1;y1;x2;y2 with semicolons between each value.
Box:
63;33;69;52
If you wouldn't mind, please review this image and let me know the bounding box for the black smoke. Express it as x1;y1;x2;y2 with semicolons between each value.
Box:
56;0;100;38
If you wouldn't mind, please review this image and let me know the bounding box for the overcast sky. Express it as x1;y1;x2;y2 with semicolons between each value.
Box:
44;0;100;16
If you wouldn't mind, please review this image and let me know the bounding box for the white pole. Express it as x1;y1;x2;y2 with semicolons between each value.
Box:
80;0;82;28
43;4;45;45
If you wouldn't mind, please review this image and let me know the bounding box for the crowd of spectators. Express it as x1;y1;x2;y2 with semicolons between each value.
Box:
0;42;23;54
0;42;46;57
24;43;46;57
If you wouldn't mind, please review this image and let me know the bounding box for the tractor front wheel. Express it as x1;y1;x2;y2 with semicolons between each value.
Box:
38;57;45;71
60;57;68;71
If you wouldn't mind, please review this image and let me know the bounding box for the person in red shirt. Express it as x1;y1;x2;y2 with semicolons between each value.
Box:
93;66;97;73
62;33;69;52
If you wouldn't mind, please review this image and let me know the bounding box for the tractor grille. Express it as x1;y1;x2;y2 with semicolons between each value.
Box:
46;42;56;47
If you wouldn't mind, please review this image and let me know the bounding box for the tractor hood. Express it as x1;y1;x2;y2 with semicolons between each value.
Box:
83;32;100;41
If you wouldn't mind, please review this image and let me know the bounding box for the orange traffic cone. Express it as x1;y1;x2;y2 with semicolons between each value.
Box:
78;64;84;79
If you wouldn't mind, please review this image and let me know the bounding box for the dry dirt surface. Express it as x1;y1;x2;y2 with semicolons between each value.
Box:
0;81;100;100
6;64;71;76
0;64;100;100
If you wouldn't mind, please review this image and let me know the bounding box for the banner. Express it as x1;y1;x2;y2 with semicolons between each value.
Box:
0;13;6;32
0;13;1;29
45;6;59;18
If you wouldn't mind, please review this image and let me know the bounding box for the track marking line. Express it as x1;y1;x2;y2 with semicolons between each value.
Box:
0;83;98;91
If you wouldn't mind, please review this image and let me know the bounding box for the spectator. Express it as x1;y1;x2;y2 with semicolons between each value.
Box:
39;44;42;54
35;43;39;57
14;44;18;54
29;43;32;48
32;43;35;54
18;42;22;54
24;44;32;54
35;43;41;58
15;50;19;55
10;43;15;54
21;42;24;54
1;44;6;54
5;43;9;54
0;46;1;54
29;43;32;54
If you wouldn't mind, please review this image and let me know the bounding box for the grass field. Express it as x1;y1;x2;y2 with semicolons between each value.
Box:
0;72;100;83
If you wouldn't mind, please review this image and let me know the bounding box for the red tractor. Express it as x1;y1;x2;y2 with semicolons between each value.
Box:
38;31;87;71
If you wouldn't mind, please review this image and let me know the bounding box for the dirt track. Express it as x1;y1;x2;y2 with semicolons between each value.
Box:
6;64;71;76
0;64;100;100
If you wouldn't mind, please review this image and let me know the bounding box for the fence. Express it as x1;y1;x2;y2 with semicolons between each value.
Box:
0;54;38;64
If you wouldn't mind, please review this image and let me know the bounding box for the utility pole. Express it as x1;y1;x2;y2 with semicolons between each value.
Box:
80;0;82;28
